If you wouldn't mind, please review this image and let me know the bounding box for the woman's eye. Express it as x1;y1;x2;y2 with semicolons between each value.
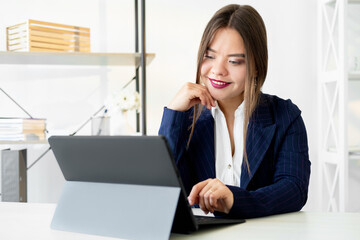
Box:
229;59;244;65
204;54;214;59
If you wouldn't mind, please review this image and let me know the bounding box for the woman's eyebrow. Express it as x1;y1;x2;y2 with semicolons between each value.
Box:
228;53;245;58
207;47;245;58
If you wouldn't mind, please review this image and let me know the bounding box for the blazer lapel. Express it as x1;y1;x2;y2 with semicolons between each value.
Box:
240;123;276;189
194;109;216;179
240;96;276;189
204;114;216;178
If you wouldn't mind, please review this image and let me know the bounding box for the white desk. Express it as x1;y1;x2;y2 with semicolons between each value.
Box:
0;202;359;240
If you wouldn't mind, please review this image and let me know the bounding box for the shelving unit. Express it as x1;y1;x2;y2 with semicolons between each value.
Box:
0;52;155;67
0;140;48;145
0;0;152;135
318;0;360;212
349;71;360;80
0;0;154;204
0;0;152;179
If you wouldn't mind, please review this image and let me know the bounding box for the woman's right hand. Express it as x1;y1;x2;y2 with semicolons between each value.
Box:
167;82;216;112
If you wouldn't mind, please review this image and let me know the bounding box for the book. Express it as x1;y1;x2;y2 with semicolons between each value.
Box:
0;117;46;141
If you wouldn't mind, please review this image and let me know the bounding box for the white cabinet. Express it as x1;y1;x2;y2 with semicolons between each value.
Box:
318;0;360;212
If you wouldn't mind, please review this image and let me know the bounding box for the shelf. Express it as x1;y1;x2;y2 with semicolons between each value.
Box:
325;0;360;5
349;71;360;80
328;145;360;152
0;52;155;67
0;140;48;145
349;148;360;158
349;152;360;165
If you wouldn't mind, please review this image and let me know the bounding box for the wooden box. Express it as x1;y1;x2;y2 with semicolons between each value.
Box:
6;19;90;52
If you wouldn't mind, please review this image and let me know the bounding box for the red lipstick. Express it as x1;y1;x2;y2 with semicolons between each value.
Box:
209;78;231;89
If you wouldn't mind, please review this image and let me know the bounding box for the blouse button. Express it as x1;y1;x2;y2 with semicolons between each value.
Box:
228;164;232;169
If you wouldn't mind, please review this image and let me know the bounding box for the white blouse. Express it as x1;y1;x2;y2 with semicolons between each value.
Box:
211;101;244;187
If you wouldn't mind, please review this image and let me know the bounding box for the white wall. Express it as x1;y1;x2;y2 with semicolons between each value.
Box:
0;0;321;211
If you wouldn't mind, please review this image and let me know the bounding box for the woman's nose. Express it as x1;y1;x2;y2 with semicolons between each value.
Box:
211;59;228;76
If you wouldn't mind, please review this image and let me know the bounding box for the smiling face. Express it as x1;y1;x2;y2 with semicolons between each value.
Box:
200;27;247;108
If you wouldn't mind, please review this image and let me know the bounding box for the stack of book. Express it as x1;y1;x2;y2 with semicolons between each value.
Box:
6;19;90;52
0;118;46;141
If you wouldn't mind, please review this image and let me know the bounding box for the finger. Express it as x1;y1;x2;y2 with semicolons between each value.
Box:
201;90;213;110
198;181;215;214
200;86;216;108
203;193;211;213
206;94;213;110
186;83;204;105
198;86;212;109
204;189;216;213
210;95;216;107
198;183;213;214
218;198;228;213
208;188;219;211
188;180;210;205
204;180;221;212
189;98;202;107
193;88;208;108
209;183;233;214
185;83;215;108
187;195;199;207
198;192;208;214
190;88;208;108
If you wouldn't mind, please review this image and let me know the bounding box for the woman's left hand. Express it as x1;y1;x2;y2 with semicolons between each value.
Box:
187;178;234;214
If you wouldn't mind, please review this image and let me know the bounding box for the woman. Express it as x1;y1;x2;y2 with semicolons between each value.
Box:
159;4;310;218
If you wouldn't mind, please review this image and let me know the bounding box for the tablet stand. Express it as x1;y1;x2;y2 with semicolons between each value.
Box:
51;181;180;240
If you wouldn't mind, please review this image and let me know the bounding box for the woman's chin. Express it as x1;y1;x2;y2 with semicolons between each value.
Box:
208;91;223;101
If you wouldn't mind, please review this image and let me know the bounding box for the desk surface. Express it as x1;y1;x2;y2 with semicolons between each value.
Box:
0;202;359;240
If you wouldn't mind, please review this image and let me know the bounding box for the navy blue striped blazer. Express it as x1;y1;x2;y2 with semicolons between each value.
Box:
159;93;311;218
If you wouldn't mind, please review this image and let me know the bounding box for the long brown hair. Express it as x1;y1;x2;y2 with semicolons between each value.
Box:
188;4;268;174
